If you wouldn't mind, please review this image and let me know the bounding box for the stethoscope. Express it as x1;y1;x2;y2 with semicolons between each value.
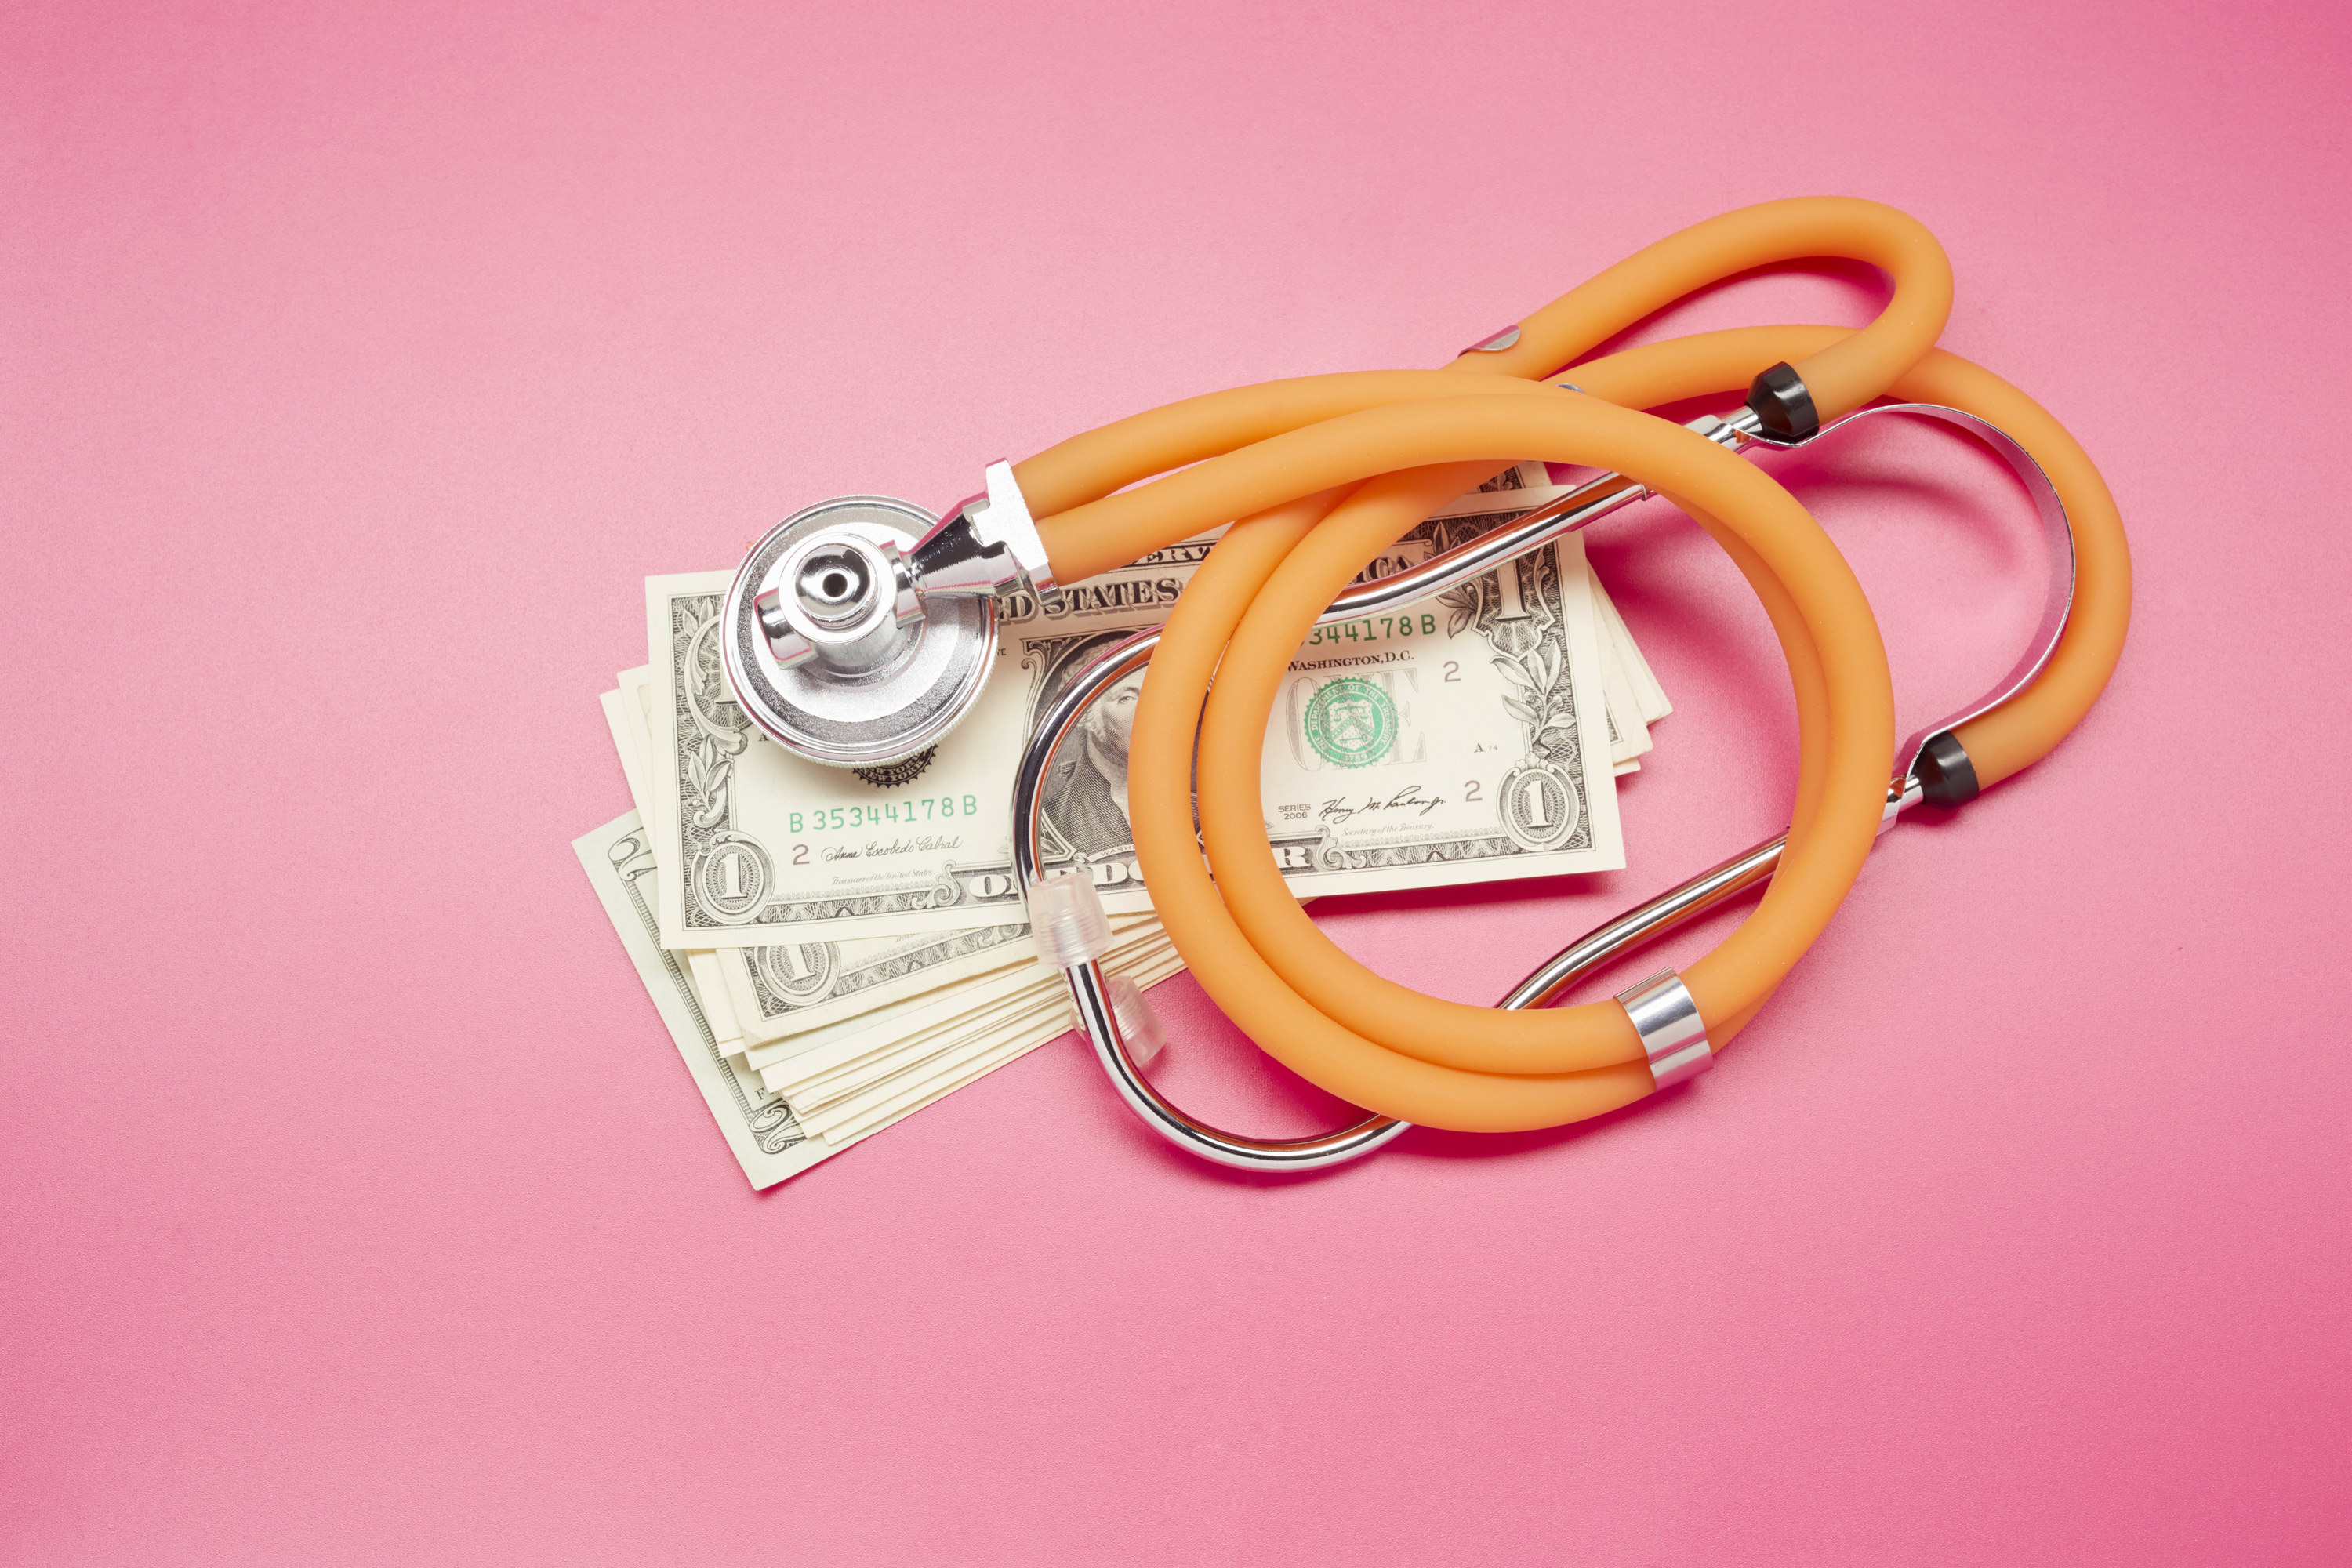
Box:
720;198;2131;1173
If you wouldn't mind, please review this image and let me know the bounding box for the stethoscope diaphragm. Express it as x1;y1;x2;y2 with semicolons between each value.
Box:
720;495;997;768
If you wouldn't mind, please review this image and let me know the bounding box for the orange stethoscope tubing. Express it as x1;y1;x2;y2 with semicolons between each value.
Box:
1007;198;2130;1133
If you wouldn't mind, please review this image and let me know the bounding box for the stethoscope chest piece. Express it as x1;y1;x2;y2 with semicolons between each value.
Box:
721;495;997;768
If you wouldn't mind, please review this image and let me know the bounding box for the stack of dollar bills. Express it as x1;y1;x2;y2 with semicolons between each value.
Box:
574;464;1674;1187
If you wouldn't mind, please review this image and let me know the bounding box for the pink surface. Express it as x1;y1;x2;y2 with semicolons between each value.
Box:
5;2;2349;1562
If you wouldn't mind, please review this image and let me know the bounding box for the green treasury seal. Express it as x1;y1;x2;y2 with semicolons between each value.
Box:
1302;677;1399;768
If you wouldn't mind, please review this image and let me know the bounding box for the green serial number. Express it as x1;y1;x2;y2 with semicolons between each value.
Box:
1306;612;1437;648
790;796;979;833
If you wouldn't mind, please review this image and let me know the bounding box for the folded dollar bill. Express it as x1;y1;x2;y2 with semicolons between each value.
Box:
574;811;844;1189
583;466;1675;1185
610;665;1067;1040
577;809;1177;1188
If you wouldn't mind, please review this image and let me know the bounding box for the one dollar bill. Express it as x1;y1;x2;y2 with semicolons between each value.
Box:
649;477;1625;949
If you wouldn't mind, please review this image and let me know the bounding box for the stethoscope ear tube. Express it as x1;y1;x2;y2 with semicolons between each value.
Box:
1014;399;2085;1173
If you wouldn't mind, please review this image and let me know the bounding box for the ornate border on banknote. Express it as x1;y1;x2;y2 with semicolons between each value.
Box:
731;922;1029;1027
1428;510;1596;858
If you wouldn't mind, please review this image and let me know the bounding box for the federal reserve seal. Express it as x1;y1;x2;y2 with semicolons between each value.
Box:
853;747;937;790
1302;677;1399;768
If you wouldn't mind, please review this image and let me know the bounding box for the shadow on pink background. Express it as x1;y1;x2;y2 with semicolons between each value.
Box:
4;2;2347;1563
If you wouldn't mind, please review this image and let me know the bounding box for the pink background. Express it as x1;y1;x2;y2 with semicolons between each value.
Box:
5;2;2348;1562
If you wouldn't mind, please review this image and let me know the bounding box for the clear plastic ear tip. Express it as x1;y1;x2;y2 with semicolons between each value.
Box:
1030;874;1113;968
1105;974;1168;1068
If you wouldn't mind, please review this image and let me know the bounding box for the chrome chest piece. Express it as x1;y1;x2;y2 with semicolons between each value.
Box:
722;460;1062;768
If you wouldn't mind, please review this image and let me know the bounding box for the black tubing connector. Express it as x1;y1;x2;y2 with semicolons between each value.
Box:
1914;731;1981;808
1745;361;1820;444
